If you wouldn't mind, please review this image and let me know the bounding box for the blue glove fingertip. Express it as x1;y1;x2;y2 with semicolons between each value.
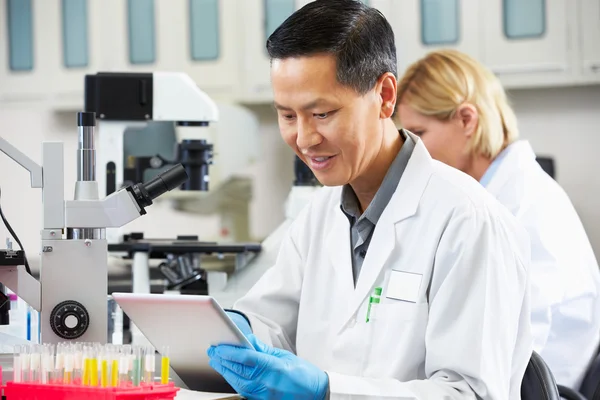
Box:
247;333;266;352
207;346;216;358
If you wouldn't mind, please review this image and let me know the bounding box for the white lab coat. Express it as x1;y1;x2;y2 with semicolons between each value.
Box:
234;135;533;399
484;140;600;389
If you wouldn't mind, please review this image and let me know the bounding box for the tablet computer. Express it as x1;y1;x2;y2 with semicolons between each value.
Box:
111;292;253;393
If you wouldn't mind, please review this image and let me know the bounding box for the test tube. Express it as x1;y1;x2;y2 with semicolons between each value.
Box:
100;348;108;388
111;351;119;387
30;346;41;383
160;346;170;385
118;347;130;386
82;346;90;385
73;344;83;383
144;346;155;385
90;346;99;387
41;345;53;384
132;347;142;386
63;347;73;384
20;346;30;383
55;344;65;384
13;345;22;383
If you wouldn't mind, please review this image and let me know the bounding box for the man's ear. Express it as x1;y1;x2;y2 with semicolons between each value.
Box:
456;103;479;138
378;72;397;119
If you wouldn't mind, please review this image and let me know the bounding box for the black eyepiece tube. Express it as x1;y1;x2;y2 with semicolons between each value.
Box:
77;111;96;127
144;164;189;200
126;164;189;213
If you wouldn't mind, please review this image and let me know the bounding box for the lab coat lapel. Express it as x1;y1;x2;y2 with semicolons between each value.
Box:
339;135;433;331
326;205;355;308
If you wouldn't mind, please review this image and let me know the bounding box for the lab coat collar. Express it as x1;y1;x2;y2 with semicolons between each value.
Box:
485;140;536;196
327;132;434;332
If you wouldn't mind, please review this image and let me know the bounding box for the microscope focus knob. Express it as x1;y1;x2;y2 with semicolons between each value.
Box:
50;300;90;340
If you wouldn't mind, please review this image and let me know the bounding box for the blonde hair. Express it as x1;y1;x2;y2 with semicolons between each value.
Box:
396;49;519;159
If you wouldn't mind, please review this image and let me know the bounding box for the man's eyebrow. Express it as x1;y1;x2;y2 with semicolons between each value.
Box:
273;98;330;112
273;102;292;111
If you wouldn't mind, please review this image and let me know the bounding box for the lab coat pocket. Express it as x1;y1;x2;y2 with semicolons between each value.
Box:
376;300;423;322
365;301;428;377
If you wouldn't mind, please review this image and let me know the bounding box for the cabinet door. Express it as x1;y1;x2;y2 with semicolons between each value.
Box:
580;0;600;80
0;0;55;103
98;0;158;73
45;0;106;110
158;0;240;100
238;0;300;103
98;0;239;99
390;0;481;77
481;0;577;87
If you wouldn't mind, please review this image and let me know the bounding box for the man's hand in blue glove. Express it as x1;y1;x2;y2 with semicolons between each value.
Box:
225;311;253;337
207;334;329;400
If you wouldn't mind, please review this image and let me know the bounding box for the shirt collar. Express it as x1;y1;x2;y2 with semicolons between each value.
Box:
340;129;414;225
479;142;513;188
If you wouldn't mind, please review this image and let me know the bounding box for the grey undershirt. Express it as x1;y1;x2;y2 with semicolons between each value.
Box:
340;129;415;286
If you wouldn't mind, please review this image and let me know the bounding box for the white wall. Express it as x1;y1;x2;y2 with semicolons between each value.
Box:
1;86;599;273
507;86;600;258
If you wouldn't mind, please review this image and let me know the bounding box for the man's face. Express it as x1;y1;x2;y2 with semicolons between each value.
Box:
271;54;384;187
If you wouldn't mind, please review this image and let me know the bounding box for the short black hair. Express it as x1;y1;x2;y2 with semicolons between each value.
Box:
266;0;397;95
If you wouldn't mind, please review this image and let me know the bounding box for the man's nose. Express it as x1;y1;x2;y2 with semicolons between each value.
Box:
296;118;322;150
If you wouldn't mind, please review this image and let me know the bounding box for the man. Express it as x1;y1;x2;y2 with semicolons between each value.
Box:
207;1;533;399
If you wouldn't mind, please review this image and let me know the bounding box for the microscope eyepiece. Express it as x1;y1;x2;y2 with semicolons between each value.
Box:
128;164;189;209
145;164;188;199
77;111;96;127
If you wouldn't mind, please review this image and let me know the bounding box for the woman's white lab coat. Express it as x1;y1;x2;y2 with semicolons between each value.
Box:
483;140;600;389
234;135;533;399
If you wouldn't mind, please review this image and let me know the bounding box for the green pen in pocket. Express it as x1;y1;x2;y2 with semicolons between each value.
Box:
366;287;382;323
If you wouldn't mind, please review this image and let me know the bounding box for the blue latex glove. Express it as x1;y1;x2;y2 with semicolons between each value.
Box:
207;334;329;400
225;311;253;337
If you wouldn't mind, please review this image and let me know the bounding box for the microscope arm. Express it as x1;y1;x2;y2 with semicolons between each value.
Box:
0;136;43;188
0;267;41;312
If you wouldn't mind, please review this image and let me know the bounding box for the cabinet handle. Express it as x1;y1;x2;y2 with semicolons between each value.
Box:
588;64;600;72
491;63;568;75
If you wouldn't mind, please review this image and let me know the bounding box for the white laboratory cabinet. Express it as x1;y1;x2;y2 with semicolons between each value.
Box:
0;0;55;103
579;0;600;82
481;0;578;88
390;0;481;77
239;0;391;103
103;0;240;101
157;0;241;100
46;0;106;110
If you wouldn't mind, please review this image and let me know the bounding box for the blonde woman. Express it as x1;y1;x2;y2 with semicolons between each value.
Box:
396;48;600;390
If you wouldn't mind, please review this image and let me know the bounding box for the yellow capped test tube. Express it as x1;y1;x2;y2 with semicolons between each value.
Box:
90;357;98;386
111;357;119;387
160;346;170;384
101;352;108;388
83;355;90;385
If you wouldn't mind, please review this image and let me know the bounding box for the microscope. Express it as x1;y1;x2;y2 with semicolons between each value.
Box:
84;72;261;300
0;111;188;344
